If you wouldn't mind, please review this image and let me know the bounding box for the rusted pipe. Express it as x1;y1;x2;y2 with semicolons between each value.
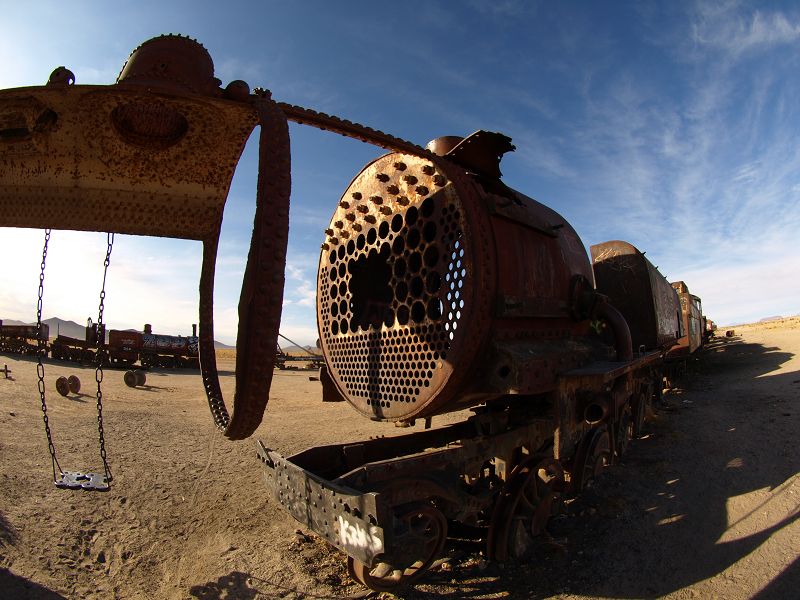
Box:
584;398;608;425
596;299;633;361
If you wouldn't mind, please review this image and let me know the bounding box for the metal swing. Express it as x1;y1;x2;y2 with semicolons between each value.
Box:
1;34;433;449
35;229;114;491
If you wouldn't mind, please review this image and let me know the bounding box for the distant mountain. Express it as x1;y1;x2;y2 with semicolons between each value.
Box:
0;318;28;327
758;315;784;322
44;317;90;340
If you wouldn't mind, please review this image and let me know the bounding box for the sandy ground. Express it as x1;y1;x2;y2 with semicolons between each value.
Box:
0;318;798;599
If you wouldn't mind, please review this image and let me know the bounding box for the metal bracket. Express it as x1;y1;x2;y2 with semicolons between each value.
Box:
56;471;110;492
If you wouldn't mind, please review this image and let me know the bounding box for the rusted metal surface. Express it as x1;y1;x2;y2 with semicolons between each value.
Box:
591;240;682;351
1;33;714;591
316;133;608;423
669;281;703;356
0;320;49;354
55;376;70;397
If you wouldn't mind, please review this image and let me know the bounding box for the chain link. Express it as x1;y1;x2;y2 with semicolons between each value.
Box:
36;229;61;481
95;232;114;482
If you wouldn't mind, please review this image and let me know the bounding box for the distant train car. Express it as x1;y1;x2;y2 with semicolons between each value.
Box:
0;320;49;354
590;241;682;353
138;324;200;369
704;319;717;340
669;281;703;356
49;319;199;369
50;319;104;363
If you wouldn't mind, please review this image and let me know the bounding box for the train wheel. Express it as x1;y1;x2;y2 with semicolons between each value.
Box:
632;392;647;438
123;370;137;387
135;370;147;387
573;426;611;492
347;502;447;591
615;405;633;459
55;376;70;397
67;375;81;394
487;456;563;561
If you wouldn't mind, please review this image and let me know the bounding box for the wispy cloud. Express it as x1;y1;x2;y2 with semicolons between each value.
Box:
692;5;800;56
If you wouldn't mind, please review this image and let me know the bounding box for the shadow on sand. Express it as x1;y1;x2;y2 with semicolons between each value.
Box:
377;335;800;599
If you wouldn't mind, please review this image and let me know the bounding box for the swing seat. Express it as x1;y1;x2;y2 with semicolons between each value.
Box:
56;471;110;492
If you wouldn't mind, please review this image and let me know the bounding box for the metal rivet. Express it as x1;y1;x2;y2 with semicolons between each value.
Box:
370;195;383;205
352;223;363;232
403;175;418;185
325;228;334;236
386;184;400;195
321;243;330;250
415;185;429;196
365;215;377;224
376;173;390;182
345;213;356;221
334;220;344;229
397;196;410;206
380;206;392;215
340;231;350;238
394;161;407;171
330;237;339;245
351;192;362;200
433;174;447;186
421;165;435;175
357;204;369;213
339;200;350;209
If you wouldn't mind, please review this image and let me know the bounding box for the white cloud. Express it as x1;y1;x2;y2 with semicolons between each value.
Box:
693;7;800;56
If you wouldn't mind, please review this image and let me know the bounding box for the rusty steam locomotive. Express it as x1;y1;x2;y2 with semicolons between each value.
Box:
0;35;709;591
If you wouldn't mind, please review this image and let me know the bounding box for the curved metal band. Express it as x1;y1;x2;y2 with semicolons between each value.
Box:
198;96;291;440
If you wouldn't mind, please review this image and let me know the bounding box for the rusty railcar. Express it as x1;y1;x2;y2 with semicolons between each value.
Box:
669;281;703;356
50;318;104;362
109;323;199;368
0;320;49;354
590;240;682;352
0;35;699;592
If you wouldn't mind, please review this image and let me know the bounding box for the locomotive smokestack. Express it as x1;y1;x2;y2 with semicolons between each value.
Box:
192;324;197;337
144;323;152;334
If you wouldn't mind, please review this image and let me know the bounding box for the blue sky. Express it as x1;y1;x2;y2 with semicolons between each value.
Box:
1;1;798;344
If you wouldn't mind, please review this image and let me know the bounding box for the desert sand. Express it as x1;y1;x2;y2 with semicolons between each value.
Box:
0;318;798;599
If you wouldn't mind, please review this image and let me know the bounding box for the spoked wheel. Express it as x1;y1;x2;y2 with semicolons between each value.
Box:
487;456;563;561
574;426;611;492
632;391;647;438
347;502;447;592
615;405;633;459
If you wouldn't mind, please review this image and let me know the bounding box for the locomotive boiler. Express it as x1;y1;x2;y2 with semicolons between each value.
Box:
315;133;630;422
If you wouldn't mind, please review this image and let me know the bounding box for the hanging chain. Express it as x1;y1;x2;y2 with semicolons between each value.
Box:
36;229;62;482
94;232;114;482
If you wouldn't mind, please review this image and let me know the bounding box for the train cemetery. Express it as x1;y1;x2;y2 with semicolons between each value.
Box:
0;34;798;600
0;318;797;599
